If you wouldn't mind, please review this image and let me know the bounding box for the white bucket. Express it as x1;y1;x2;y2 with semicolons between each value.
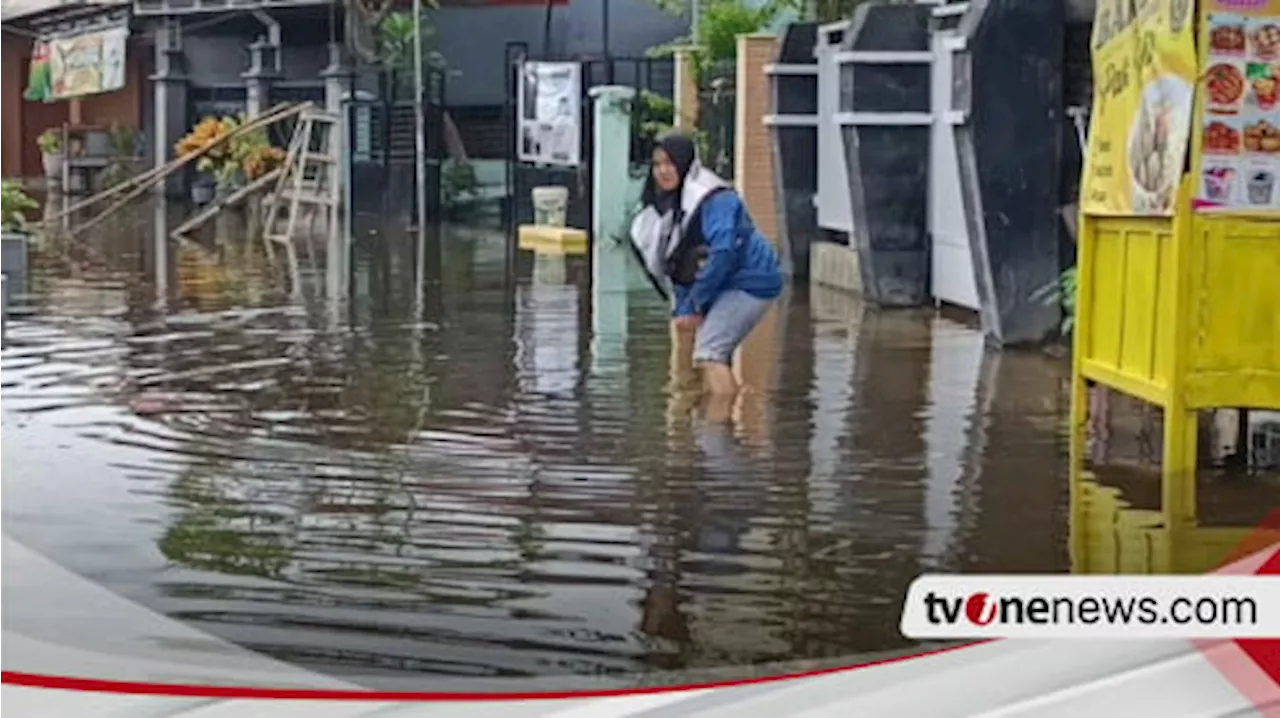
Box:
531;186;569;227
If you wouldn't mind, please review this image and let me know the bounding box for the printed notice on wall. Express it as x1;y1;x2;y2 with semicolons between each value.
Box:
516;61;583;168
1193;0;1280;212
1081;0;1199;216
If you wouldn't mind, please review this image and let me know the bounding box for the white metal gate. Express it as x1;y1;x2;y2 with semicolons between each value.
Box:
815;21;854;236
928;26;979;312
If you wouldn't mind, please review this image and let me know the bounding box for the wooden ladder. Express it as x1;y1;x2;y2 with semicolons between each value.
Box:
261;105;341;297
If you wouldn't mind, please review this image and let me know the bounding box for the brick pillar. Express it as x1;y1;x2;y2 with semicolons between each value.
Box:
673;46;699;131
734;33;780;247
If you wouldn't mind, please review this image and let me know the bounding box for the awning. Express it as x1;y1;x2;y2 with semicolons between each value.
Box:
1;0;125;22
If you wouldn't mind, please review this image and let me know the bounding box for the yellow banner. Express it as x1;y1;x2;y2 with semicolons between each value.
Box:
1081;0;1199;215
1190;0;1280;213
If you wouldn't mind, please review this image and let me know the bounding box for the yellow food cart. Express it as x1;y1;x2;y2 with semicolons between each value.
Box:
1070;0;1280;567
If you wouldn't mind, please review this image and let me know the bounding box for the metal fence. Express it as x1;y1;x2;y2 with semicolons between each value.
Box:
696;59;736;181
345;68;448;231
503;48;675;234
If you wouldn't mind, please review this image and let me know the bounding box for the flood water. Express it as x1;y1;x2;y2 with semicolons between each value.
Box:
3;208;1277;686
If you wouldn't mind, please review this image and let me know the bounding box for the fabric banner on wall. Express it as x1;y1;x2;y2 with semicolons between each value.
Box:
24;26;129;102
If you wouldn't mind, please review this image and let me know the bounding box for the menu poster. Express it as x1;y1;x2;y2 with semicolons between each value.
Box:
1081;0;1199;216
1194;0;1280;212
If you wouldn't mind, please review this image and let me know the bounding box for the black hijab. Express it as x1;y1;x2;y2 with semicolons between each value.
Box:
641;133;698;217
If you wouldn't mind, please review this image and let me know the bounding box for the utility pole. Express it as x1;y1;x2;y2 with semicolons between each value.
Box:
412;0;428;308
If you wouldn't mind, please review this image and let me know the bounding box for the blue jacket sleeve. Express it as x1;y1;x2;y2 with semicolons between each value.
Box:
676;192;740;317
672;283;695;317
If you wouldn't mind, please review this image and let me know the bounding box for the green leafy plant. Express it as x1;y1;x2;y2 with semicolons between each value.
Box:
644;0;781;79
648;0;871;22
697;1;780;62
786;0;874;22
1031;266;1078;336
100;124;142;187
442;160;479;209
378;8;444;71
36;128;62;154
2;180;38;232
633;90;676;151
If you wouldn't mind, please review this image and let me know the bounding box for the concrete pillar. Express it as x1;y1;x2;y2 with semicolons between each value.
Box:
322;41;353;301
322;41;352;117
728;34;787;409
588;85;636;373
673;46;700;131
242;37;280;117
151;18;187;198
734;34;782;252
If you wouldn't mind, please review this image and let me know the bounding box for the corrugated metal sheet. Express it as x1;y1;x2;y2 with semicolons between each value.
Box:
0;0;126;22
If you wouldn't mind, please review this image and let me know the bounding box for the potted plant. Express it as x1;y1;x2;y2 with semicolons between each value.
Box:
36;129;63;179
2;179;37;234
176;116;285;204
441;160;479;219
2;179;38;315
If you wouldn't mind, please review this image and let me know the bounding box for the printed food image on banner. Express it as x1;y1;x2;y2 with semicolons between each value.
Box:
1082;0;1199;215
1193;0;1280;211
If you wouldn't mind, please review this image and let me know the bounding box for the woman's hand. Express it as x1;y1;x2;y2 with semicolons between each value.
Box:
673;314;703;332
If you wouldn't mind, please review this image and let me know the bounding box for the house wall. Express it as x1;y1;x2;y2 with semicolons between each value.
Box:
1;30;146;179
434;0;689;106
1;32;33;177
80;39;149;129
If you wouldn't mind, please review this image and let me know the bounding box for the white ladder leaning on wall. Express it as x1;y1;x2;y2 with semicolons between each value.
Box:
260;105;342;299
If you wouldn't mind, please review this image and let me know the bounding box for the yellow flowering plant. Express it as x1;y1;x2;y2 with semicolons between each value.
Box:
176;115;287;188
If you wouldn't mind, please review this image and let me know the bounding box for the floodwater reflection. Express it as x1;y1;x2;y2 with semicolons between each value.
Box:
2;216;1276;684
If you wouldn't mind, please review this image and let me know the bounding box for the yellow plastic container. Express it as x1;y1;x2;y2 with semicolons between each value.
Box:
516;224;588;256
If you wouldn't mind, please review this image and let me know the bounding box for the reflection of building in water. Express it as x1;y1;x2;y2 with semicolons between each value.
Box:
919;315;986;569
831;308;932;649
153;415;652;678
513;263;583;398
1072;472;1280;575
805;286;860;514
40;276;131;317
958;348;1071;573
636;421;795;664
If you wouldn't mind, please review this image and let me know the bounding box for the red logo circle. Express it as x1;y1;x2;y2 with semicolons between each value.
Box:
965;592;997;625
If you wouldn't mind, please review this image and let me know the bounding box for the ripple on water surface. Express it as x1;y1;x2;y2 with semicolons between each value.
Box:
8;235;1270;684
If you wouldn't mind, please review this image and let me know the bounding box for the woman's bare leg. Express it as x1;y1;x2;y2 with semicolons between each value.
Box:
669;320;700;393
702;360;738;396
702;385;735;423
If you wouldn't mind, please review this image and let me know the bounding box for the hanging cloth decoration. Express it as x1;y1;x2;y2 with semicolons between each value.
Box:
23;40;53;102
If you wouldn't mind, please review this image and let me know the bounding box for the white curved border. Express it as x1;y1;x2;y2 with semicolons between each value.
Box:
5;533;1276;716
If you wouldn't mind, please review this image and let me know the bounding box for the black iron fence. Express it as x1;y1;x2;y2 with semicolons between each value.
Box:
345;67;448;231
696;59;736;181
503;48;675;234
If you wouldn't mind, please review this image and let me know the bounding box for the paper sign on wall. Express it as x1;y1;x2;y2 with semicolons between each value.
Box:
516;61;583;167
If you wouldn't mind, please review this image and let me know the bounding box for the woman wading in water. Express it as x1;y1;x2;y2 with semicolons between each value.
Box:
629;133;783;397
